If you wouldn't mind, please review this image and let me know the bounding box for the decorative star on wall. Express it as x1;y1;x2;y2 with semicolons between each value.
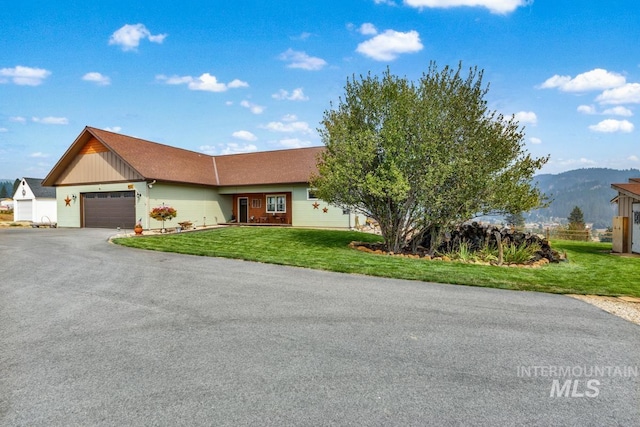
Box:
64;196;71;206
312;202;320;209
323;207;328;213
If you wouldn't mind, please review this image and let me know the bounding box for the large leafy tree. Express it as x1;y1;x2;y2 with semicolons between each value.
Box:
311;63;548;253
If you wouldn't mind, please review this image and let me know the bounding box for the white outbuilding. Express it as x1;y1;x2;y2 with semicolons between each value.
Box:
13;178;57;225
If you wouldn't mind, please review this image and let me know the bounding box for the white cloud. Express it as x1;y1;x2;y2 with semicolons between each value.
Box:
602;106;633;117
577;104;633;116
540;68;626;92
293;32;313;40
240;100;265;114
628;155;639;162
199;143;260;155
403;0;530;14
104;126;122;132
514;111;537;125
232;130;257;141
29;152;49;158
272;87;309;101
0;127;8;132
356;29;423;61
279;49;327;71
555;157;597;167
588;119;634;133
157;73;248;93
32;116;68;125
359;23;378;35
82;72;111;86
10;116;26;123
374;0;397;5
219;143;258;155
282;114;298;122
186;73;227;92
109;23;167;51
263;121;312;134
529;137;542;144
278;138;312;148
577;105;596;115
228;79;249;89
596;83;640;105
0;66;51;86
160;75;192;85
198;145;217;155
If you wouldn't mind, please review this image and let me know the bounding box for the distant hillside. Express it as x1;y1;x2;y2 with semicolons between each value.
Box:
0;180;16;198
526;168;640;228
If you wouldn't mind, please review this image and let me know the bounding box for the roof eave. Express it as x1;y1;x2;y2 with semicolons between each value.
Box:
611;184;640;200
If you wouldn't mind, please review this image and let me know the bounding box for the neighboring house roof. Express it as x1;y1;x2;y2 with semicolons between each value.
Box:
611;182;640;200
43;126;324;187
23;177;56;198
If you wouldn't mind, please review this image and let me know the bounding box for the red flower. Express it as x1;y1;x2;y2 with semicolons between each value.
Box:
150;205;177;221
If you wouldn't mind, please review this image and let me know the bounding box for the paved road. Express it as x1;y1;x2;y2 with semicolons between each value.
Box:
1;228;638;426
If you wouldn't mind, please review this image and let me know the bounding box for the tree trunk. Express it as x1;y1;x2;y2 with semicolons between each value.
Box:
494;230;503;265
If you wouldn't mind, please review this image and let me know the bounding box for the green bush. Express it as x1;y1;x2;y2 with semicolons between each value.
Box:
476;243;499;263
503;241;541;264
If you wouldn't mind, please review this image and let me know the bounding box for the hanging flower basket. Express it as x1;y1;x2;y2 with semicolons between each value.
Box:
150;204;177;232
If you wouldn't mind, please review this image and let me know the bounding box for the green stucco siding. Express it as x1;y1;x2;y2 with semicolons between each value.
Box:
54;182;232;229
55;182;147;228
146;184;231;229
291;185;360;228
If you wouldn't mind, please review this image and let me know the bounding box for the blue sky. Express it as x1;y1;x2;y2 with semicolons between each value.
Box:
2;0;640;179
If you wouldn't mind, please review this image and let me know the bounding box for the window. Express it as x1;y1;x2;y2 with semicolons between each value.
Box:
307;188;319;200
266;195;286;213
251;199;261;209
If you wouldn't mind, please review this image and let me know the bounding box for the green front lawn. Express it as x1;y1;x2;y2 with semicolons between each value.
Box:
112;227;640;297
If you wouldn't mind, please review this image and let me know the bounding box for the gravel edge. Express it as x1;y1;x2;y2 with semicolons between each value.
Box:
568;295;640;326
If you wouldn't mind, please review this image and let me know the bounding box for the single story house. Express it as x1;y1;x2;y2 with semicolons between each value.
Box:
611;177;640;253
13;177;57;223
42;126;362;230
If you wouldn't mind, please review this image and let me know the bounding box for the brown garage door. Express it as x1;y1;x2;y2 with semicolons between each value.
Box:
83;191;135;228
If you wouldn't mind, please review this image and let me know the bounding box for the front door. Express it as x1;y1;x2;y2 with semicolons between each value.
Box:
633;203;640;253
238;197;248;223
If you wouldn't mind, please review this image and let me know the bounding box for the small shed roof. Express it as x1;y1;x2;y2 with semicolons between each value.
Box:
22;177;56;198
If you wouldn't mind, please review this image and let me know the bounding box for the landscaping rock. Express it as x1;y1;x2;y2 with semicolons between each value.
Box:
350;222;564;265
421;222;563;263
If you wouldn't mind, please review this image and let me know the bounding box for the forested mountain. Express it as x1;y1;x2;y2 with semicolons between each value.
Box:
526;168;640;228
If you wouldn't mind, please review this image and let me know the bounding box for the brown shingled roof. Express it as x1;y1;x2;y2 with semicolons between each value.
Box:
89;127;217;186
213;146;324;186
44;126;324;187
611;182;640;198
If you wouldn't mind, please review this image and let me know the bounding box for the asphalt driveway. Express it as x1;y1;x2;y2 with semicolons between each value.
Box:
1;228;638;426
